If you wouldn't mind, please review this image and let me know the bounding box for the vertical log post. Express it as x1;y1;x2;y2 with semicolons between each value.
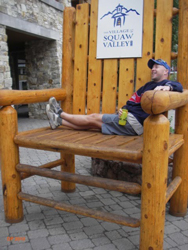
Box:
0;116;1;170
61;7;76;192
170;104;188;216
60;153;75;193
140;114;169;250
169;0;188;215
0;106;23;223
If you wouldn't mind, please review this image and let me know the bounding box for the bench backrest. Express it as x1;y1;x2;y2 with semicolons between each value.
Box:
62;0;188;116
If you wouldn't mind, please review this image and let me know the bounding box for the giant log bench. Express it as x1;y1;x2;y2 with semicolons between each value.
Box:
0;88;188;250
1;2;188;249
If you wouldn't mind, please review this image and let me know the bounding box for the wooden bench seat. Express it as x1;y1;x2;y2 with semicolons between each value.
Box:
14;126;184;163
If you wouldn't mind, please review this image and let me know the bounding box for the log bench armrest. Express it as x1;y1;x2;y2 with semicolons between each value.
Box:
141;89;188;114
0;88;66;106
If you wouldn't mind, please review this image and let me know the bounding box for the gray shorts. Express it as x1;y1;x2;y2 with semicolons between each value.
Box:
101;114;137;136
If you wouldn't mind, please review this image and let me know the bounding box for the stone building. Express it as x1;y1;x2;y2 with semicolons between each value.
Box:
0;0;84;118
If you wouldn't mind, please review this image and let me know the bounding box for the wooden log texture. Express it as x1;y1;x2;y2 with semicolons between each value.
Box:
62;7;75;114
73;3;89;114
16;164;141;195
18;192;140;227
0;106;23;223
14;126;184;163
166;176;182;204
176;0;188;212
166;0;188;215
102;59;118;114
87;0;102;114
140;114;169;250
155;0;173;62
118;59;134;109
0;89;66;106
154;7;179;17
61;153;76;193
136;0;154;90
61;7;76;193
170;104;188;216
177;0;188;89
141;89;188;115
21;159;65;180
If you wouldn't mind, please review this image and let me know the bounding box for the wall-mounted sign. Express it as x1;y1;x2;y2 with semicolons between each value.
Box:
96;0;144;59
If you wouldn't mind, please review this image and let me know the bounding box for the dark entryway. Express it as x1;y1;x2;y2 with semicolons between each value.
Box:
7;28;41;91
6;28;41;117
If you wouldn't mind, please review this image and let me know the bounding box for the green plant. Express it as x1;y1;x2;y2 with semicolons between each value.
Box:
169;115;175;133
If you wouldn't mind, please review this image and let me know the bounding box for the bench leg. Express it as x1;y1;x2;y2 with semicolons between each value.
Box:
140;114;169;250
61;153;76;192
0;106;23;223
170;105;188;217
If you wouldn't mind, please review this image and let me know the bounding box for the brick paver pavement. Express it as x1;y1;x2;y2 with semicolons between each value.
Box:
0;117;188;250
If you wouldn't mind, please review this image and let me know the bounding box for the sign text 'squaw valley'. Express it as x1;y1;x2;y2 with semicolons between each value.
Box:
97;0;144;59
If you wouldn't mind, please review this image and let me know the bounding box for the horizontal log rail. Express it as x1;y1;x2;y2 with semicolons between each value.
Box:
21;159;65;180
1;82;182;108
18;192;140;227
166;176;182;203
16;164;141;195
0;88;66;106
168;138;184;156
141;89;188;115
1;87;185;114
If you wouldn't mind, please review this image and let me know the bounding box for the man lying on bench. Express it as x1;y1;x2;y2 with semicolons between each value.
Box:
46;58;183;136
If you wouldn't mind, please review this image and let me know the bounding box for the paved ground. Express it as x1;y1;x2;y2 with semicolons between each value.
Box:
0;117;188;250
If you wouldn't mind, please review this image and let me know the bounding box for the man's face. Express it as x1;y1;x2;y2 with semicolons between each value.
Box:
151;64;169;82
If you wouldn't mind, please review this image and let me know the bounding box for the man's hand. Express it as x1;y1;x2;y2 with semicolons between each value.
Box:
154;86;171;91
118;108;123;118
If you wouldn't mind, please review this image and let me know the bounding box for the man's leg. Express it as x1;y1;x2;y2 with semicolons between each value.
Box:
61;112;103;130
46;104;104;130
47;98;104;130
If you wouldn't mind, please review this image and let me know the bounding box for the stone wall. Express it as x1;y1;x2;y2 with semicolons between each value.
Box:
0;24;12;89
25;39;62;119
91;158;173;186
0;0;72;117
0;1;69;28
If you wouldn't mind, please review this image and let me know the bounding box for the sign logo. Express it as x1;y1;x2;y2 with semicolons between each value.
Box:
96;0;144;59
100;4;140;28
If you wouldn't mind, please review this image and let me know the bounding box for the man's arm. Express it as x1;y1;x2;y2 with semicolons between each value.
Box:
165;81;183;92
154;85;172;91
155;81;183;92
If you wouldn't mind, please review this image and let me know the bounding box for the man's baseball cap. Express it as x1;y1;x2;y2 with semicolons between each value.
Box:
148;59;171;74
